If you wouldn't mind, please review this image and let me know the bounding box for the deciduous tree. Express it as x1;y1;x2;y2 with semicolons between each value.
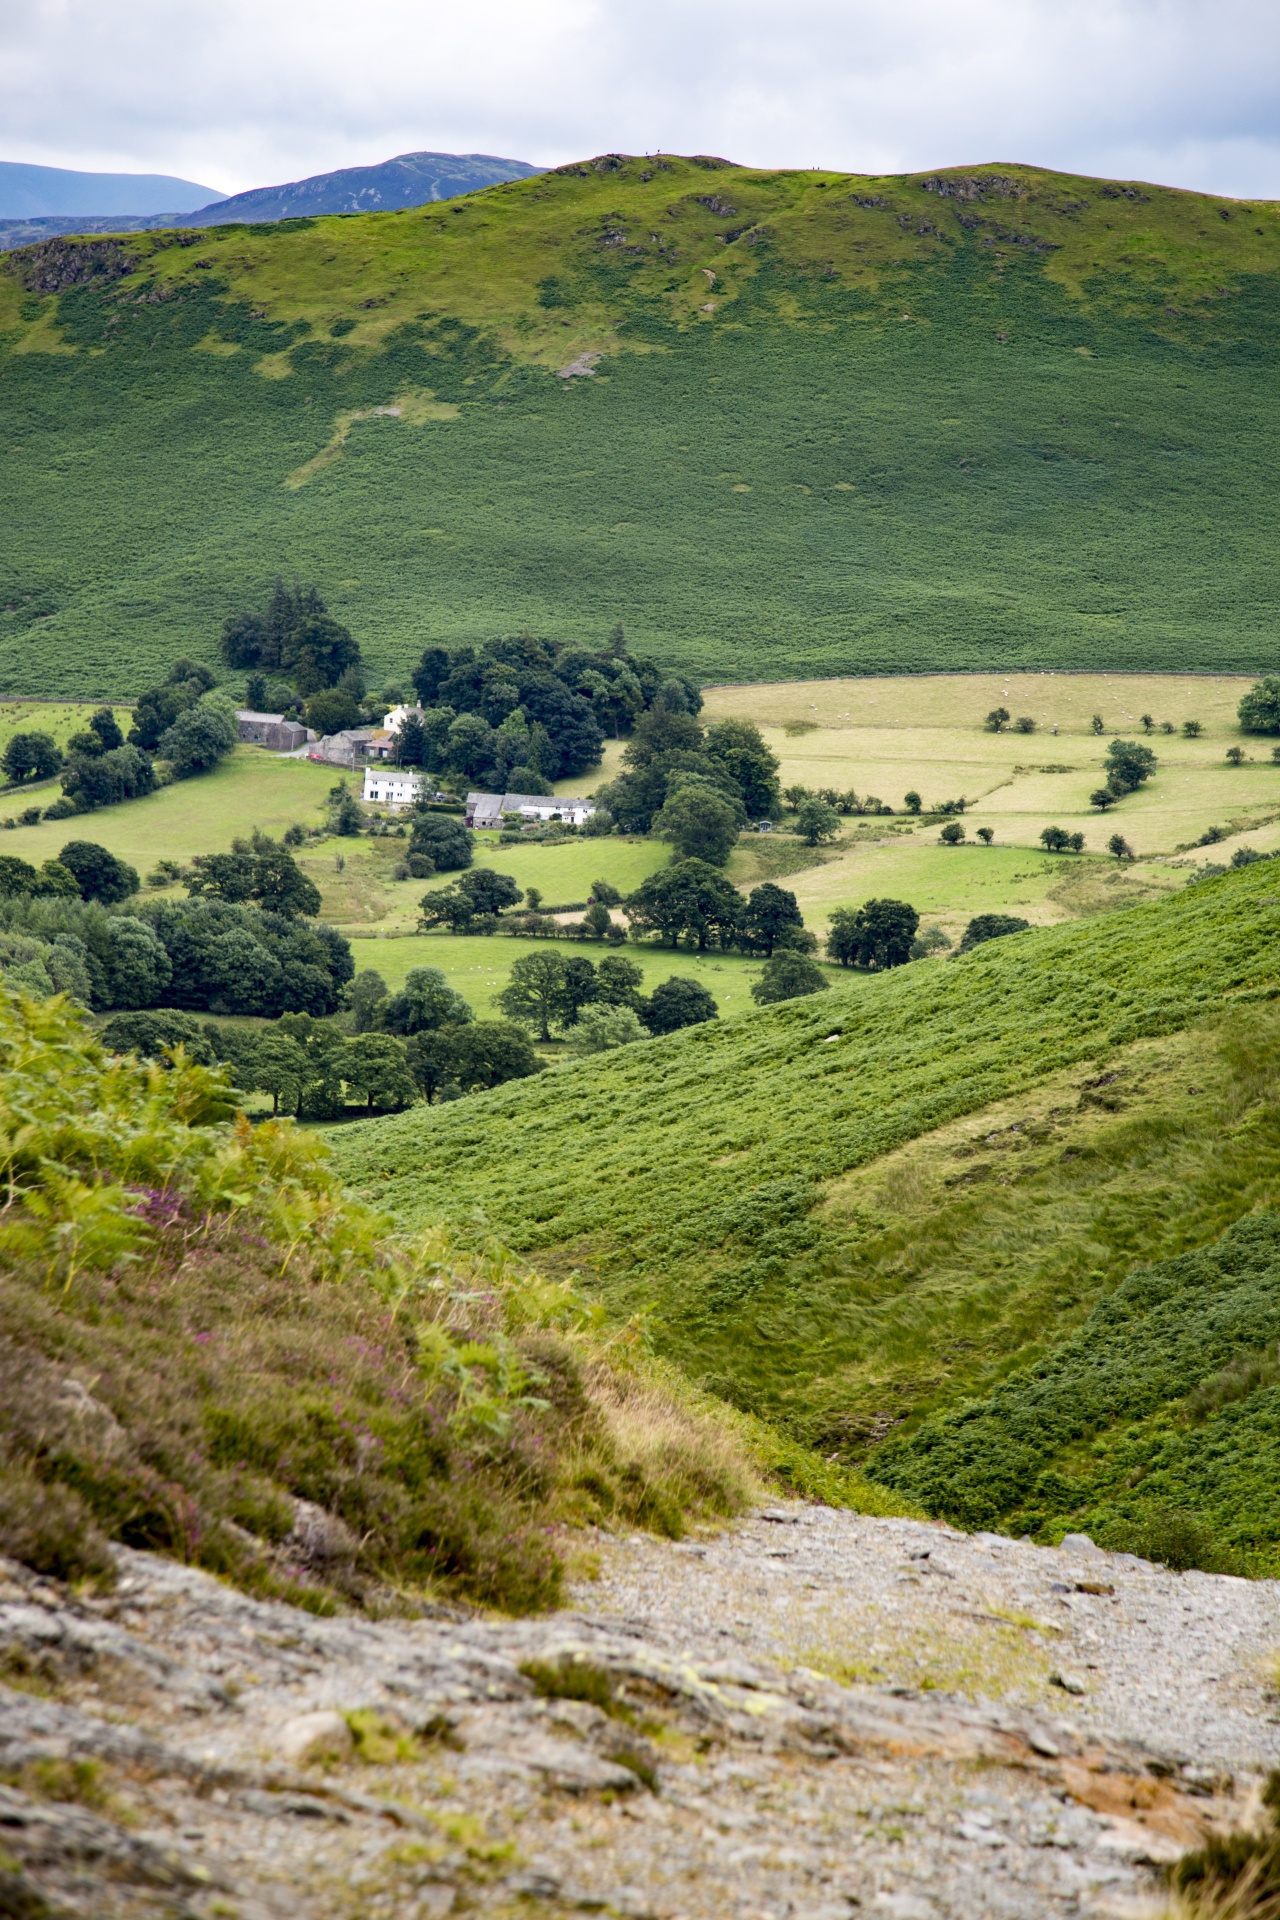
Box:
642;976;718;1033
381;966;474;1035
3;732;61;785
751;950;830;1003
57;841;139;905
653;784;739;866
826;898;919;970
497;951;569;1041
344;1032;417;1111
794;798;840;846
625;860;742;950
742;882;803;956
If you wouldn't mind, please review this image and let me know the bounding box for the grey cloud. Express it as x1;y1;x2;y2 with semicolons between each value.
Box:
1;0;1277;197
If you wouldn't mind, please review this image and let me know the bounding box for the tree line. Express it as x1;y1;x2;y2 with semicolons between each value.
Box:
3;659;240;821
0;832;352;1018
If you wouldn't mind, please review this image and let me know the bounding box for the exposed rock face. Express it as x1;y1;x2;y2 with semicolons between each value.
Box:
0;1506;1277;1917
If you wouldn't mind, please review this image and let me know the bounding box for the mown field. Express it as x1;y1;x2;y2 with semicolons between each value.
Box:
0;744;337;864
4;158;1280;693
709;670;1280;940
333;862;1280;1524
342;932;772;1020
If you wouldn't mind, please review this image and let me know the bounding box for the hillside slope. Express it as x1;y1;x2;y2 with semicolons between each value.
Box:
0;159;219;217
335;862;1280;1455
2;156;1280;693
873;1210;1280;1569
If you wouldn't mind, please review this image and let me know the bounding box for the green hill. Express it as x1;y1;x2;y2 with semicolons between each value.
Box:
3;156;1280;695
334;862;1280;1494
870;1211;1280;1572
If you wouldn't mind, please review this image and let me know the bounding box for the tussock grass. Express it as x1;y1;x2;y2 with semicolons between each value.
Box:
1167;1774;1280;1920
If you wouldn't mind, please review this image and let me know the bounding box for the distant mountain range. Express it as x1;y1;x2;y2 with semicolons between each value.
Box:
0;151;540;251
0;160;220;217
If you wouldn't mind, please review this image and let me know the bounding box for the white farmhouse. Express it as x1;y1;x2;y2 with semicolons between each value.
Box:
465;790;598;830
362;767;426;809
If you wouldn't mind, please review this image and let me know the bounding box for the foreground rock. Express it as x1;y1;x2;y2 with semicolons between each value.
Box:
1;1507;1278;1918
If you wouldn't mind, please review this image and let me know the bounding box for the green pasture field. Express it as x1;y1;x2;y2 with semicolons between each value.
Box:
340;930;771;1020
298;829;670;932
0;699;113;758
710;670;1280;941
0;746;335;867
1;671;1275;971
4;160;1280;692
333;862;1280;1499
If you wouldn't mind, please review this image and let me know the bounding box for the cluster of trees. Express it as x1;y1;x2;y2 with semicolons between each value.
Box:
185;831;322;918
782;783;893;819
622;863;810;953
826;898;919;969
594;706;781;860
958;913;1031;951
102;996;542;1118
419;866;522;932
751;949;830;1003
1239;678;1280;735
3;660;240;822
0;872;352;1017
1089;738;1158;812
938;821;995;845
0;838;140;906
495;948;717;1042
1040;826;1088;853
130;659;215;749
393;630;692;792
2;729;62;785
408;811;474;874
221;579;361;697
984;707;1038;734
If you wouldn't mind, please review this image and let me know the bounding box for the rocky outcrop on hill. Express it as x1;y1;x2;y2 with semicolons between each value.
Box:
1;1505;1277;1918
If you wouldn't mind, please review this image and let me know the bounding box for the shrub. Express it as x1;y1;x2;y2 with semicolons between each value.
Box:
0;1455;116;1587
100;1009;218;1065
1172;1769;1280;1912
568;1004;647;1053
939;820;965;844
752;950;830;1003
959;914;1031;952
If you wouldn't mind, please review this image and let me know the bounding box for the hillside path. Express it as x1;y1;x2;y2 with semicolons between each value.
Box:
2;1508;1279;1919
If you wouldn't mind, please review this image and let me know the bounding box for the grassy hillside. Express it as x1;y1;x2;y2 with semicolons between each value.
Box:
871;1210;1280;1572
3;157;1280;692
3;986;875;1614
334;861;1280;1459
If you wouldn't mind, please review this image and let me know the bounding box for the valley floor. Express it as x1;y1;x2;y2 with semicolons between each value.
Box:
4;1510;1278;1919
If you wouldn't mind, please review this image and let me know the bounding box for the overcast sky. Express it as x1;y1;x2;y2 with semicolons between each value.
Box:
4;0;1278;199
